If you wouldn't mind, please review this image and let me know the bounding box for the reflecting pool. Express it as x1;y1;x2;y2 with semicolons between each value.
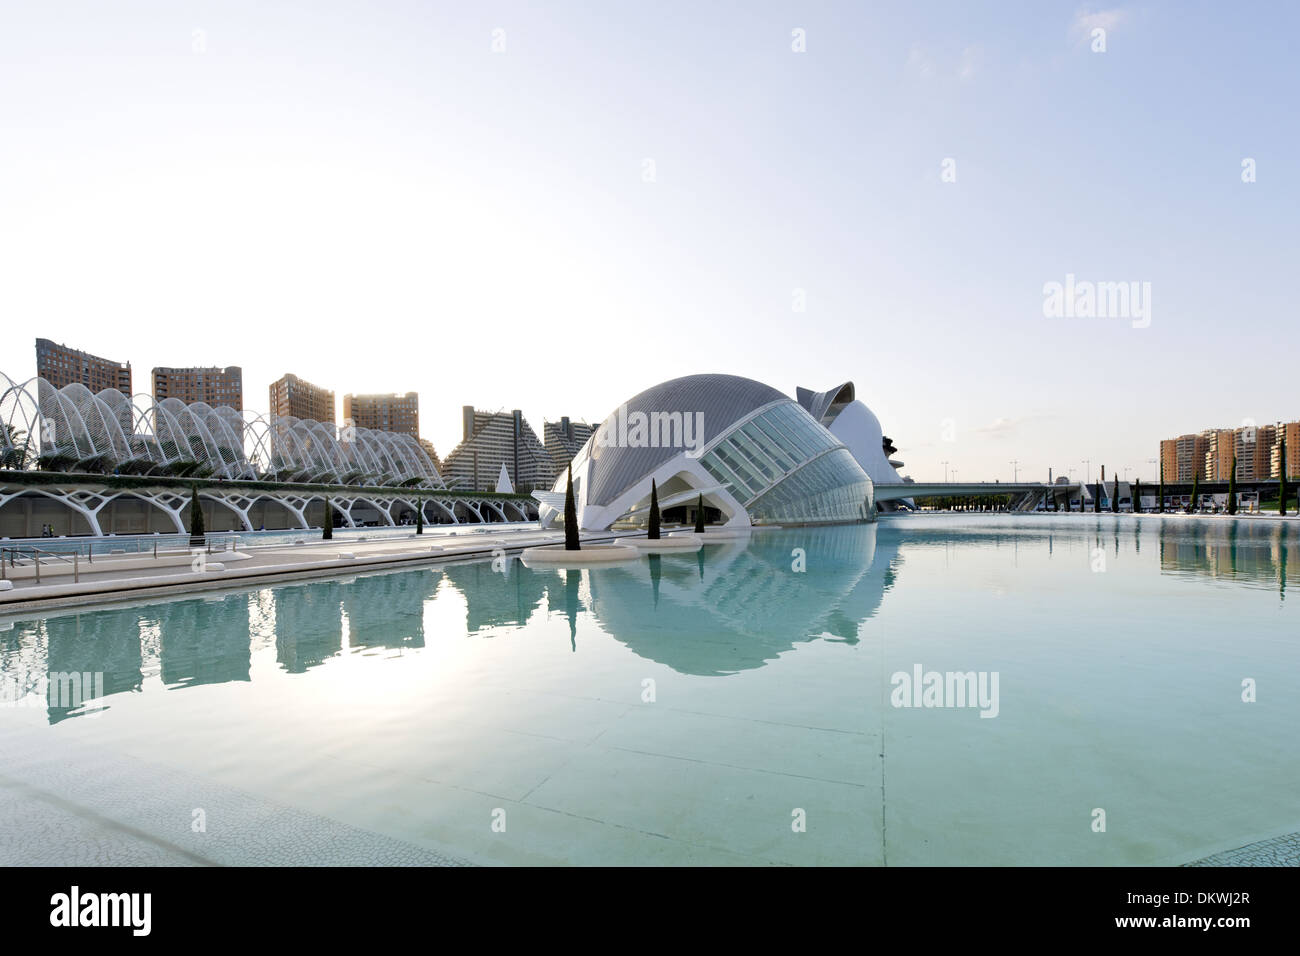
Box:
1;515;1297;865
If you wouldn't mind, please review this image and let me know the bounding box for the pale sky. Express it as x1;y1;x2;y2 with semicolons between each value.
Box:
1;1;1296;484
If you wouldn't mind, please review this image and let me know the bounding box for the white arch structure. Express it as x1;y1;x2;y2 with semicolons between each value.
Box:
0;372;443;487
0;482;540;536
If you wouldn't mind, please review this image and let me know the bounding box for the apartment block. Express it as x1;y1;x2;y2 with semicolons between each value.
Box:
1271;422;1300;479
35;338;132;396
342;392;419;438
1160;432;1209;482
544;416;594;476
270;374;335;424
153;365;243;410
442;407;554;491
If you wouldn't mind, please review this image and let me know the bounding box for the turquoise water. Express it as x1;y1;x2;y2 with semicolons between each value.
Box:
2;515;1297;865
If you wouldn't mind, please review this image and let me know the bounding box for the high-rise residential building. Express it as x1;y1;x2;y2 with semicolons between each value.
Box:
152;365;243;410
1165;422;1299;481
1160;432;1209;482
1271;422;1300;478
270;374;335;424
35;338;132;396
1205;425;1278;481
417;438;442;474
1237;424;1276;481
544;416;594;475
442;406;553;491
1203;429;1236;481
342;392;419;438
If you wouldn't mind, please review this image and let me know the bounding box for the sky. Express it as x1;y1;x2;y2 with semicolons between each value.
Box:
1;1;1296;485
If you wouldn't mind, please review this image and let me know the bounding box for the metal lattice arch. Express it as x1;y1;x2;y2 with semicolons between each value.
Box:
0;372;444;488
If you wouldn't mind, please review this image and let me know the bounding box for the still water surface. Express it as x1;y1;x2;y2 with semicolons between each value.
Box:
1;515;1296;865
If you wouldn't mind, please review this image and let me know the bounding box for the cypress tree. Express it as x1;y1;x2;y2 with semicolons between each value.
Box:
1158;463;1165;514
1111;474;1120;513
189;484;205;544
1093;482;1101;513
1279;434;1289;516
323;496;333;540
564;464;580;550
1188;473;1199;513
1133;479;1142;513
648;478;661;539
694;493;705;533
415;499;424;534
1226;455;1238;515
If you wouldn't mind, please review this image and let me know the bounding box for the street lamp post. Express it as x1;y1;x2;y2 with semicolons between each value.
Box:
940;459;950;483
1010;459;1020;483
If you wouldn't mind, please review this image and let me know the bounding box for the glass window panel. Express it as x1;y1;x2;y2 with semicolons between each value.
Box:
727;433;778;481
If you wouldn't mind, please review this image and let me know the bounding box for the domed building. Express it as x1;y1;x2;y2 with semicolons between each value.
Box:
535;373;892;531
795;381;912;511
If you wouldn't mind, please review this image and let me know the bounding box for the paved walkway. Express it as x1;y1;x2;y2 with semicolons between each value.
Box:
1185;831;1300;866
0;526;644;612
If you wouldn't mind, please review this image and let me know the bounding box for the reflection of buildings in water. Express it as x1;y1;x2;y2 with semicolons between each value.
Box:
1157;519;1293;593
562;524;903;676
438;561;548;634
37;610;146;724
274;580;345;673
341;569;437;652
158;595;252;689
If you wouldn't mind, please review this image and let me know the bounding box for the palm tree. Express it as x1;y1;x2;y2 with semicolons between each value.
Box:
1;422;28;470
564;464;580;550
648;479;661;539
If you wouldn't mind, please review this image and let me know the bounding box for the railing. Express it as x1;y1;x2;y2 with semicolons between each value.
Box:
0;538;234;585
1;545;85;584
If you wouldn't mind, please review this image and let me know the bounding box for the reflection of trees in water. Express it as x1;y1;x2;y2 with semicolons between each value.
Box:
158;595;252;689
1157;519;1296;596
274;580;345;673
439;561;548;634
341;569;436;652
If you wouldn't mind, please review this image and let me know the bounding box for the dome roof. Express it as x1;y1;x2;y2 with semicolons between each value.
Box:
586;374;790;506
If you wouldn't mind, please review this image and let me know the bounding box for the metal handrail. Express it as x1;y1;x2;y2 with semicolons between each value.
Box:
1;545;80;584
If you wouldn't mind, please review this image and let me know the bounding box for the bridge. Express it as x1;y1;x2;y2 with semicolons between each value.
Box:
875;481;1081;511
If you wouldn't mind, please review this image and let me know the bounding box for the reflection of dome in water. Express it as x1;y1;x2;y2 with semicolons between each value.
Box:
580;525;901;676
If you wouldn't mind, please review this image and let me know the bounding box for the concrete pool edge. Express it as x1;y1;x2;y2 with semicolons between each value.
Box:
0;530;640;616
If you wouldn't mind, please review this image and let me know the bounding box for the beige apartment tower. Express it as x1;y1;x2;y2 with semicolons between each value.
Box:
152;365;243;410
1160;433;1209;482
270;374;335;424
342;392;419;438
35;338;132;396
